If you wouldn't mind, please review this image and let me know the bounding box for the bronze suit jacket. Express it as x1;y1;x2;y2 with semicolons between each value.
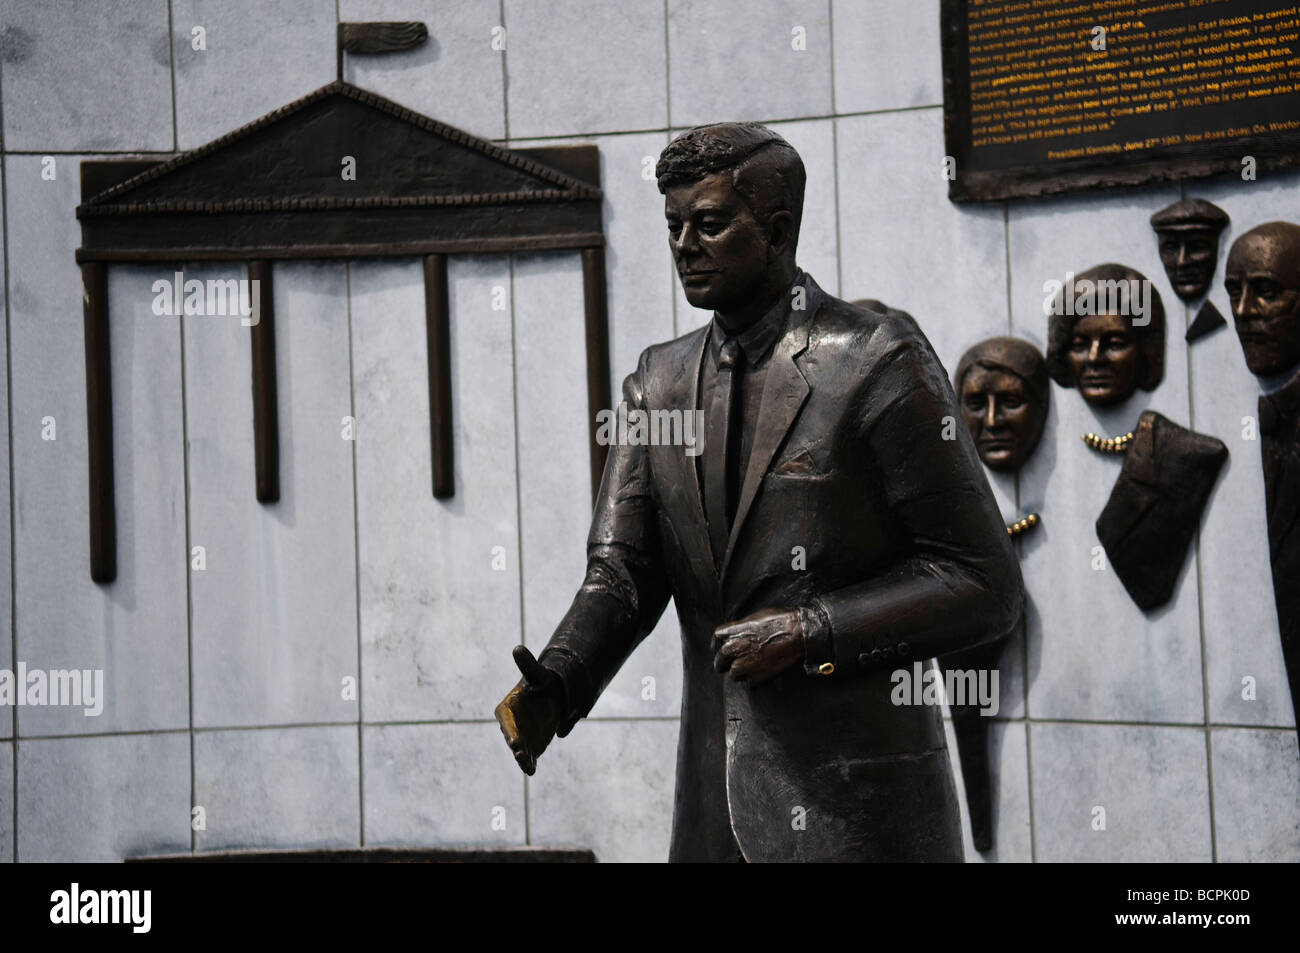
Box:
1260;367;1300;741
537;275;1025;861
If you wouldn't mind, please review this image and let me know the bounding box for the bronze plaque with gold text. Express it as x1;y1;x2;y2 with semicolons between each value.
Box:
941;0;1300;201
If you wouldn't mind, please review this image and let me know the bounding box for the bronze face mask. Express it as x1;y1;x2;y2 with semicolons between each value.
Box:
1150;198;1229;301
1066;311;1141;407
1047;263;1166;407
955;337;1049;472
1225;222;1300;379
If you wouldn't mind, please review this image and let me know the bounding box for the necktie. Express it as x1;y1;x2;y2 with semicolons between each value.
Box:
705;337;742;568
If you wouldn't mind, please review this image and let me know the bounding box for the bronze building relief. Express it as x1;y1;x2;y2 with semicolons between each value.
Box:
76;81;612;583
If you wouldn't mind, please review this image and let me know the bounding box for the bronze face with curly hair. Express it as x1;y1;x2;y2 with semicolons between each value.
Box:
1046;263;1165;406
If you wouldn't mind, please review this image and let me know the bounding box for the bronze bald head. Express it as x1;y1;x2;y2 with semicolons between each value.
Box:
1225;221;1300;378
955;337;1050;472
1150;198;1230;301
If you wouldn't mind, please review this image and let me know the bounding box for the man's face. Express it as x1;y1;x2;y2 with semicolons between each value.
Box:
1157;227;1219;300
1067;311;1140;406
665;173;771;315
960;367;1044;471
1225;231;1300;378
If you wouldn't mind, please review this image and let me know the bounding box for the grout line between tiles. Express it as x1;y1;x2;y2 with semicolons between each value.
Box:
0;47;17;863
344;259;365;848
505;253;530;846
180;283;196;854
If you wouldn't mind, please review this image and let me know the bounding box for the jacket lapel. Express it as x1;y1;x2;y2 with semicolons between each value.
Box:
1262;375;1300;560
667;326;719;586
720;294;816;580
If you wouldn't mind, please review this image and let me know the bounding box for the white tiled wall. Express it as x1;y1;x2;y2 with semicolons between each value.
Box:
7;162;190;739
352;256;522;724
0;0;1295;862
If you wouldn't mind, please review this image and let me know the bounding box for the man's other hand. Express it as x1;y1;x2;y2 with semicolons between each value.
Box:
494;646;564;776
712;608;805;686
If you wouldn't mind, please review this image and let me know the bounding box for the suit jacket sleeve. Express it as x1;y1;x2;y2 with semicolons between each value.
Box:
535;354;673;734
801;314;1025;677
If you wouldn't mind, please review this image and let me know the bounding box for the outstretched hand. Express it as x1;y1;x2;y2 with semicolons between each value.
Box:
712;607;805;686
494;646;564;776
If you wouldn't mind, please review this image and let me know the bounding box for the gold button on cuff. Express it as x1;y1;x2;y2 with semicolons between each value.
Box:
817;662;835;676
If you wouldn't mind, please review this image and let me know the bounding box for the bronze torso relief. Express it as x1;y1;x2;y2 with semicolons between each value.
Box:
1226;222;1300;744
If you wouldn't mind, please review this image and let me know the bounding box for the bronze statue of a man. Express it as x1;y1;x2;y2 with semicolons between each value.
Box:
1225;221;1300;743
494;123;1025;861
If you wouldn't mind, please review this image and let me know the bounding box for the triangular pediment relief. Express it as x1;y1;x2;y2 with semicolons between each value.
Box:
79;82;599;217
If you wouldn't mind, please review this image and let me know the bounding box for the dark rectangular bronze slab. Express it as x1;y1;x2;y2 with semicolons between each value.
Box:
339;21;428;55
424;254;454;499
248;261;279;504
76;207;603;263
582;247;612;502
76;231;603;264
82;261;115;584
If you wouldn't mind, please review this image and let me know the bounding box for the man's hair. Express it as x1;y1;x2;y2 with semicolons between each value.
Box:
656;123;806;246
1045;263;1165;392
956;337;1050;409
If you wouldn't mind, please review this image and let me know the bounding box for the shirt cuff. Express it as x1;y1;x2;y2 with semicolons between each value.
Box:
800;599;835;676
536;646;590;737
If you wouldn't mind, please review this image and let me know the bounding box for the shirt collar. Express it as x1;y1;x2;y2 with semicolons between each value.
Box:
710;270;805;365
